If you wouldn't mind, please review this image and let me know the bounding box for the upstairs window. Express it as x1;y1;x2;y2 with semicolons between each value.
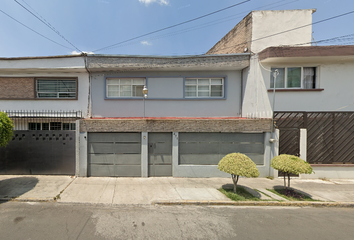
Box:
185;78;224;98
106;78;145;98
36;78;77;99
270;67;317;89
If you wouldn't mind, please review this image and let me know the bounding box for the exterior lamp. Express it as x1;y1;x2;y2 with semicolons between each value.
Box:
143;85;148;98
143;85;148;119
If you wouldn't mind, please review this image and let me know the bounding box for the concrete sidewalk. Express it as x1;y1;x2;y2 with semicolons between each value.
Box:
1;175;354;205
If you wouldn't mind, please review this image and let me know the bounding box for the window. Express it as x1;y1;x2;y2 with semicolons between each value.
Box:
36;78;77;99
106;78;145;98
185;78;224;98
270;67;316;89
28;122;76;130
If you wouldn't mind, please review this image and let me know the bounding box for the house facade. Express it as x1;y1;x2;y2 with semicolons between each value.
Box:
77;54;274;178
0;55;89;175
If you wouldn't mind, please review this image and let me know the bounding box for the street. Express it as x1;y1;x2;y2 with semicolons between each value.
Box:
0;202;353;240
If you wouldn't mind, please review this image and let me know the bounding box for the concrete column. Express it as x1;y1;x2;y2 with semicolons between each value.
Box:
141;132;148;177
300;128;307;161
172;132;179;176
270;129;280;177
75;120;80;177
79;132;88;177
264;132;271;176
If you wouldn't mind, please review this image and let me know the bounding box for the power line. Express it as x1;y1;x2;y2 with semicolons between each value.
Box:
210;10;354;54
14;0;82;52
93;0;251;53
97;0;297;52
0;9;73;50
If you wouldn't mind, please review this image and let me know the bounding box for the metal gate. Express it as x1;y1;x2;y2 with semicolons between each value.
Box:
88;133;141;177
148;133;172;177
0;130;75;175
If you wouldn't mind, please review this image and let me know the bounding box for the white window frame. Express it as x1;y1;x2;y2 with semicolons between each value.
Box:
270;67;317;89
36;79;77;99
185;78;224;98
106;78;145;98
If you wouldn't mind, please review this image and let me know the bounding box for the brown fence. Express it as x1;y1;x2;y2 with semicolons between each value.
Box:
274;112;354;164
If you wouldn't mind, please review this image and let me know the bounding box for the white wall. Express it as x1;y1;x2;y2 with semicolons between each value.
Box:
251;10;314;53
262;61;354;111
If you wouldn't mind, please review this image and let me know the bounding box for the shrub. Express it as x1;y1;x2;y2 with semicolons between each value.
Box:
271;154;313;188
0;112;14;148
218;153;259;193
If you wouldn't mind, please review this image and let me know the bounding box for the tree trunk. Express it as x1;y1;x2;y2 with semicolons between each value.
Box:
288;174;291;188
231;174;239;193
284;172;286;189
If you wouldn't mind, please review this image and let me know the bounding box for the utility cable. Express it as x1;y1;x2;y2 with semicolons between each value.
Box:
0;9;73;50
93;0;250;53
14;0;82;52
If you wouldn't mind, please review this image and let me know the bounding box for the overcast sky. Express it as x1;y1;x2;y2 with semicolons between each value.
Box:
1;0;353;57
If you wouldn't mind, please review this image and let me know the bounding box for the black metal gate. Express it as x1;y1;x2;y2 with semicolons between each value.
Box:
0;130;75;175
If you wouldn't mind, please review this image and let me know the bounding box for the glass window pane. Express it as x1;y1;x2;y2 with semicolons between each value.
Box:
270;68;285;88
185;79;197;85
63;123;70;130
198;79;209;85
108;85;119;91
287;67;301;88
211;79;223;85
198;91;209;97
133;79;144;85
185;86;196;91
38;93;57;98
107;91;119;97
303;67;316;89
120;91;132;97
185;92;197;97
107;79;119;84
120;79;131;85
50;122;62;130
211;86;223;97
71;123;76;130
198;86;209;91
133;85;144;97
121;86;131;91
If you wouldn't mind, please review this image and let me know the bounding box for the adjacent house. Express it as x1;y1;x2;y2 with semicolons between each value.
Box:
0;55;89;175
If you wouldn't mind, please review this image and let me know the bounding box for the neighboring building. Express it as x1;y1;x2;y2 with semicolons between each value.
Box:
0;55;89;175
208;9;354;178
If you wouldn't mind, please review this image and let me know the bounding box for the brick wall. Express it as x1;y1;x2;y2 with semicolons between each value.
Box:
80;118;271;133
0;77;35;99
207;12;252;55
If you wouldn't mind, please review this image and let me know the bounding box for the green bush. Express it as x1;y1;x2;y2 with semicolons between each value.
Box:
271;154;313;188
218;153;259;193
0;112;14;147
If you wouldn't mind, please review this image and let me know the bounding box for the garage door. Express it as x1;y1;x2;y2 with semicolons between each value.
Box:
148;133;172;177
179;133;264;165
88;133;141;177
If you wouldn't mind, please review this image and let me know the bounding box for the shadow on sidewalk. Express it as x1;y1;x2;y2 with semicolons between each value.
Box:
0;177;38;204
221;183;262;198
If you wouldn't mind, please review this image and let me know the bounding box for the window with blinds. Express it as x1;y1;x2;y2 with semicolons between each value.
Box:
36;79;77;99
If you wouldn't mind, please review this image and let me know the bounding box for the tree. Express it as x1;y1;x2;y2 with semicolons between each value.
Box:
218;153;259;193
271;154;313;189
0;112;14;147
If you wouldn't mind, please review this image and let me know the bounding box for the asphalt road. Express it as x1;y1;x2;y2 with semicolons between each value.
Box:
0;201;353;240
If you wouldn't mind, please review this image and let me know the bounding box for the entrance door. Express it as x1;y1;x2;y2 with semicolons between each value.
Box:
148;133;172;177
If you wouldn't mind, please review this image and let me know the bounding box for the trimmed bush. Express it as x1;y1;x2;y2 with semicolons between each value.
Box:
218;153;259;193
271;154;313;188
0;112;14;148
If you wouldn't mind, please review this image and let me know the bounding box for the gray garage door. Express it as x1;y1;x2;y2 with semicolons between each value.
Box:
179;133;264;165
88;133;141;177
148;133;172;177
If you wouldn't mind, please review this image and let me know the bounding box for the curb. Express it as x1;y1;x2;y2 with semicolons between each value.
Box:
0;198;54;203
152;200;354;208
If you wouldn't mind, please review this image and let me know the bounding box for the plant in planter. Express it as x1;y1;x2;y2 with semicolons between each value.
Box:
271;154;313;189
218;153;259;193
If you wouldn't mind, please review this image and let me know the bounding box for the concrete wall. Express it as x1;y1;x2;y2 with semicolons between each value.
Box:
207;13;252;54
262;61;354;111
251;10;313;53
91;70;242;118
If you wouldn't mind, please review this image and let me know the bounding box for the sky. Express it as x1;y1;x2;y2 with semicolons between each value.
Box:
1;0;354;57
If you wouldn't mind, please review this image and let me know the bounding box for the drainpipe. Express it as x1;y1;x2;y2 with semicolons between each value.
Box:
83;53;92;119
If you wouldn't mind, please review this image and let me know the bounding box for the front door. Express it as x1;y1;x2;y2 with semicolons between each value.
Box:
148;133;172;177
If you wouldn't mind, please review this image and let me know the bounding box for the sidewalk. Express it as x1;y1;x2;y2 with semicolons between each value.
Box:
1;175;354;206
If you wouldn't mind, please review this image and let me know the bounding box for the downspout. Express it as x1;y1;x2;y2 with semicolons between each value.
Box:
83;53;92;118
